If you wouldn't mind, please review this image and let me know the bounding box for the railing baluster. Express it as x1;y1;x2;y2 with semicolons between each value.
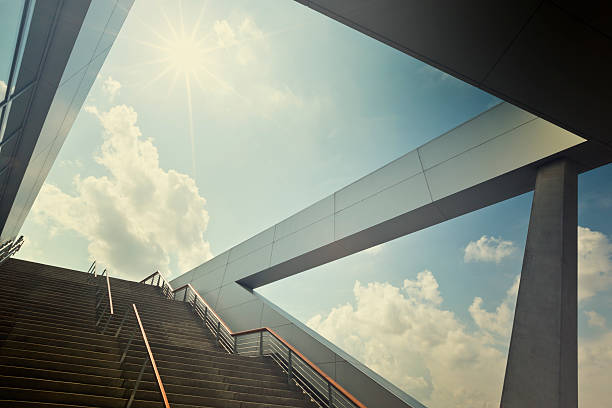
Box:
126;358;148;408
115;308;129;338
259;331;263;356
287;348;293;384
120;328;137;365
96;302;108;327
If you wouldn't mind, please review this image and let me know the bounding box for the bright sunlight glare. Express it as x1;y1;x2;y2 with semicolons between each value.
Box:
163;34;206;75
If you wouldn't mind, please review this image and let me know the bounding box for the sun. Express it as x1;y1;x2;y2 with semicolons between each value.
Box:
162;34;206;76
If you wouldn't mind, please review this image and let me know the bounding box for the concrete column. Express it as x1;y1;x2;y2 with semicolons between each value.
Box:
501;159;577;408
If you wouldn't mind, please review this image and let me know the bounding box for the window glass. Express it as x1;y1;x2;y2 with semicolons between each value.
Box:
0;0;26;100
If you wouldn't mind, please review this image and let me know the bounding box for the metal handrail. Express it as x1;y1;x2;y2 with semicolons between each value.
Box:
91;269;171;407
169;282;366;408
131;304;170;408
141;270;174;300
173;284;234;353
106;274;114;315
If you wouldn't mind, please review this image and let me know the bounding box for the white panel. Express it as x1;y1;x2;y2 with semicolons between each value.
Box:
190;265;225;293
335;173;432;240
216;283;258;311
275;195;334;240
335;149;422;211
223;244;272;284
425;119;585;201
228;226;275;262
199;287;221;309
260;304;291;328
94;0;129;55
60;0;117;85
169;270;192;289
418;101;536;170
217;299;263;332
270;216;334;266
31;67;86;161
195;250;230;276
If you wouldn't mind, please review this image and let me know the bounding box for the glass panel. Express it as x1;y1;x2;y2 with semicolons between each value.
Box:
0;0;26;100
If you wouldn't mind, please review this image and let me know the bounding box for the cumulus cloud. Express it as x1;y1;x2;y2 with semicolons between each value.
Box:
585;311;606;329
102;76;121;100
469;275;519;338
0;80;7;96
213;17;265;65
214;20;236;48
30;104;212;279
308;272;515;407
578;226;612;301
579;331;612;407
464;236;516;263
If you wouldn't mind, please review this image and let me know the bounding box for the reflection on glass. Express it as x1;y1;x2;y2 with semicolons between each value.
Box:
0;0;26;101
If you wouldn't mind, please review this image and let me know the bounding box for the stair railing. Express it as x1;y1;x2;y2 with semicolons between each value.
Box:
94;269;114;334
114;304;171;408
170;283;366;408
0;236;24;265
86;260;97;283
173;284;235;353
141;270;174;300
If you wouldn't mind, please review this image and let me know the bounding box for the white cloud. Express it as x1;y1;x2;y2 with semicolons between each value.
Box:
0;80;6;96
464;235;516;263
102;76;121;100
308;272;515;408
469;275;519;338
30;104;212;279
364;244;384;255
214;20;237;48
578;226;612;302
585;311;606;329
579;331;612;407
213;17;265;65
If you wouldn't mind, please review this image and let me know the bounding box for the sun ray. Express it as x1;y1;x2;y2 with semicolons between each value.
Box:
184;73;197;178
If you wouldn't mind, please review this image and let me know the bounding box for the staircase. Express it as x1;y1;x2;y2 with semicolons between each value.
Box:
0;258;314;408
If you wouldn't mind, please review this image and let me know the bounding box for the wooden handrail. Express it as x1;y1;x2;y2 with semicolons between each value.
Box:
132;304;170;408
106;274;114;315
172;285;366;408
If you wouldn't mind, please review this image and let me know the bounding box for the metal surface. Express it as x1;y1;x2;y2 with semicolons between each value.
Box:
291;1;612;151
132;303;170;408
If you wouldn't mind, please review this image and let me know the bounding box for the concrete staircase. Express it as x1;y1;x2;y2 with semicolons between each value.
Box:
0;258;313;408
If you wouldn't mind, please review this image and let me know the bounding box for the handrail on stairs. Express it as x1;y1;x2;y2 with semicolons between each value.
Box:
141;271;366;408
92;267;171;408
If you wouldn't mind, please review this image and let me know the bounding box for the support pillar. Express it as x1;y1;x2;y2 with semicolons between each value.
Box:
501;159;577;408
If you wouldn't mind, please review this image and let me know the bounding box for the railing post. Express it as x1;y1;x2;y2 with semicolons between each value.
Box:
216;321;221;345
115;308;129;338
156;275;160;287
287;348;293;384
328;382;334;408
259;331;263;356
183;288;187;302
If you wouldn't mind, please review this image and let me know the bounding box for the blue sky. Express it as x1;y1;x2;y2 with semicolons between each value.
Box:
16;1;612;407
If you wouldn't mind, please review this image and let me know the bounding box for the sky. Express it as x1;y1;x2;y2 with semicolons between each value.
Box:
15;1;612;407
